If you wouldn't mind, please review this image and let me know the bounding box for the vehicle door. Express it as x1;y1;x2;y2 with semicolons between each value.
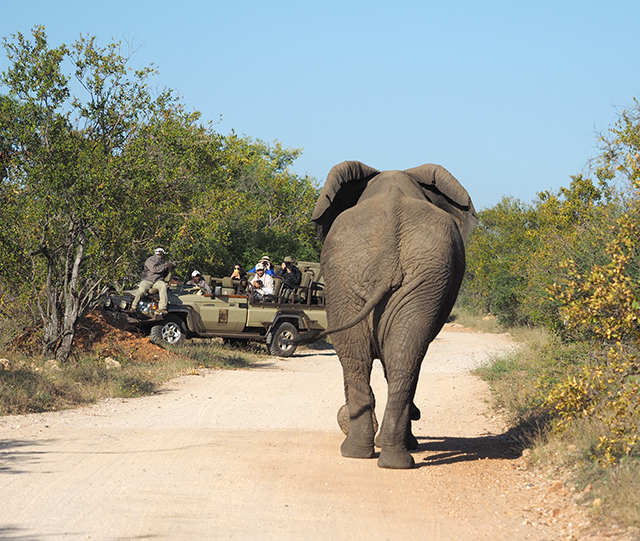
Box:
192;293;248;332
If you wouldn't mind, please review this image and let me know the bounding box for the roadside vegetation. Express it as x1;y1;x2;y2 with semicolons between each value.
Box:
0;339;263;416
459;100;640;529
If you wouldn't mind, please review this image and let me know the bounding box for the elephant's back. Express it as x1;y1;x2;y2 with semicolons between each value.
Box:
320;196;394;318
321;195;393;275
321;192;464;304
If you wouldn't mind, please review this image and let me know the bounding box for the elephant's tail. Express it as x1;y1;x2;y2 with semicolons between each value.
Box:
294;284;390;345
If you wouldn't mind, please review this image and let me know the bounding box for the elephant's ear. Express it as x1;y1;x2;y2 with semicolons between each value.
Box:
312;160;380;241
405;164;479;244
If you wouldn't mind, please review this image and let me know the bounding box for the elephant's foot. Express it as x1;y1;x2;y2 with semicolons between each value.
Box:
405;432;419;451
378;447;415;469
337;404;350;435
341;436;375;459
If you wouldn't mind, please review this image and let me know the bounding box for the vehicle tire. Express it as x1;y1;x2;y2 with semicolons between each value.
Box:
269;322;299;357
150;315;187;346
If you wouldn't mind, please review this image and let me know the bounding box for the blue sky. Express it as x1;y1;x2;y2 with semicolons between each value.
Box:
2;1;639;209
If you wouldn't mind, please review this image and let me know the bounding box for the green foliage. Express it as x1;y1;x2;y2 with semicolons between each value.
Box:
462;175;615;328
167;135;321;277
0;27;320;358
462;197;531;325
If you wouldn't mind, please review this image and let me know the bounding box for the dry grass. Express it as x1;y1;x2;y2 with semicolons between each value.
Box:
0;340;261;416
533;420;640;527
475;329;640;529
449;306;504;334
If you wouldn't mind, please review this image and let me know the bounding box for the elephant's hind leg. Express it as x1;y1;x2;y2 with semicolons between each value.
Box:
334;335;377;459
376;373;418;469
374;358;419;451
340;367;376;459
376;325;428;468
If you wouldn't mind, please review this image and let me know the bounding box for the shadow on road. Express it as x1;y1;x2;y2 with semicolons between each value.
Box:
0;525;44;540
0;439;46;475
415;430;521;467
292;351;336;358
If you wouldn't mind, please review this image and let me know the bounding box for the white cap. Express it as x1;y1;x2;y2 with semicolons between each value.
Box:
191;270;201;277
255;263;265;271
154;247;166;254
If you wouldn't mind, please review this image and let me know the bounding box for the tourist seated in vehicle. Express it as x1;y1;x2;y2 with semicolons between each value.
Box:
229;264;248;293
276;257;302;302
249;263;274;301
229;264;246;280
249;255;275;276
131;247;176;315
187;270;213;295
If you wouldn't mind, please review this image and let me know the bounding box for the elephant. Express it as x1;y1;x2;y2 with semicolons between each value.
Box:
310;160;478;469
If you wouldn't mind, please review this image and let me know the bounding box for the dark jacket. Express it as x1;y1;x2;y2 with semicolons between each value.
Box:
277;264;302;289
140;254;174;283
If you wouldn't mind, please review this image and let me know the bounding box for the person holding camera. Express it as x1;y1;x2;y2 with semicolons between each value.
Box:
131;247;177;315
249;255;276;276
250;263;274;301
277;256;302;302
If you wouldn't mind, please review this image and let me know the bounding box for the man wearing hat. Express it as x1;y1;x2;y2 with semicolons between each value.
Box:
250;263;275;301
277;256;302;302
187;270;213;295
131;247;176;315
249;255;275;276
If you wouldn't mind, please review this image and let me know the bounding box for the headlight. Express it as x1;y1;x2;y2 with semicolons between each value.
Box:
138;300;157;316
104;298;112;308
119;299;128;310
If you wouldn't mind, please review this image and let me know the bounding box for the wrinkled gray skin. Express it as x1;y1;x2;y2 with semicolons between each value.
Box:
311;161;478;469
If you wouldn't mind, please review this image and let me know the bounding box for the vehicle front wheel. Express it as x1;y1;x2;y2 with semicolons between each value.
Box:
150;315;187;346
269;322;299;357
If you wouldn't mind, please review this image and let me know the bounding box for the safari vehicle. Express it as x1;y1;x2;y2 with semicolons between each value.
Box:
103;261;326;357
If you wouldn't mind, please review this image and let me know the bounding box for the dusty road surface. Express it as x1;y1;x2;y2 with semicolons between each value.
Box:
1;327;597;540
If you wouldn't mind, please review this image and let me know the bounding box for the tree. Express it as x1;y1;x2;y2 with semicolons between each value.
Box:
462;196;535;325
549;98;640;343
166;135;321;277
462;175;615;327
0;27;221;361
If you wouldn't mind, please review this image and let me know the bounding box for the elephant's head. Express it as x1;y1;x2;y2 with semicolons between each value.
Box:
312;161;478;244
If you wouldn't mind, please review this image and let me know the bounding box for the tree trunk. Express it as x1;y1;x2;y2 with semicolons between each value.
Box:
41;252;60;358
55;227;85;363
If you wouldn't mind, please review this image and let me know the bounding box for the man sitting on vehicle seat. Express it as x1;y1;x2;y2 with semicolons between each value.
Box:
131;247;176;315
250;263;274;301
277;257;302;302
187;270;213;295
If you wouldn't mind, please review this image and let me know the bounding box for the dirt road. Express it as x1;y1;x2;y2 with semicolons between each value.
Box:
1;327;593;540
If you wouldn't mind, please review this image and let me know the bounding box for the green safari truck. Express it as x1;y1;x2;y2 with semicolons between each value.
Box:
104;261;326;357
